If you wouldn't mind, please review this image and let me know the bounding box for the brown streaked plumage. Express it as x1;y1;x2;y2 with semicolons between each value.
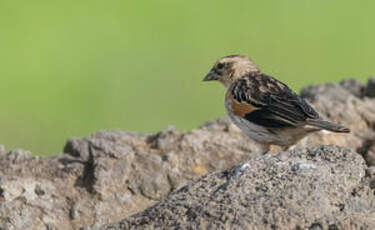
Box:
203;55;350;154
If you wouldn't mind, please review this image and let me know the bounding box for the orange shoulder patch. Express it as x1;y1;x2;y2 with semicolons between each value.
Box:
232;100;259;117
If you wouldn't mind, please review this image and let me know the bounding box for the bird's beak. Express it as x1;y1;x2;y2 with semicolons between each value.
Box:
203;69;217;82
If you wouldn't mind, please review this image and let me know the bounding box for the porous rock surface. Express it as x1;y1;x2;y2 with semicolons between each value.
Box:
101;146;375;230
0;78;374;230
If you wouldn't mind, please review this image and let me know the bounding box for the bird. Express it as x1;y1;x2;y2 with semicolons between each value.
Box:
203;55;350;154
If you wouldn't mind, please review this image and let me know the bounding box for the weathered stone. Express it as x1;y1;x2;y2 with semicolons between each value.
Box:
300;81;375;157
101;146;375;230
0;145;5;155
5;148;33;163
365;77;375;98
364;139;375;167
340;78;365;98
0;78;374;229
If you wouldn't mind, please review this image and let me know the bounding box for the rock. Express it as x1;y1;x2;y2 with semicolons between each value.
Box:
0;145;5;155
363;139;375;167
5;148;33;163
0;121;252;229
101;146;375;230
0;78;375;229
340;78;365;98
365;77;375;98
300;80;375;159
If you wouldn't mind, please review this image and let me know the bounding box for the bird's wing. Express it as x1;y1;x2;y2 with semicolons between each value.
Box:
230;73;319;128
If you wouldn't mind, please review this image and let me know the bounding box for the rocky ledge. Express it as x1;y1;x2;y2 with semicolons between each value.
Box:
102;145;375;230
1;78;375;230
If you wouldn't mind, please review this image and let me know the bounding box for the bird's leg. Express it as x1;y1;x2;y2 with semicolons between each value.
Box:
269;145;279;153
282;145;292;151
259;143;271;155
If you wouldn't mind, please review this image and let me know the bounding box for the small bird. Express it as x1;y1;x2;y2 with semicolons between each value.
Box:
203;55;350;154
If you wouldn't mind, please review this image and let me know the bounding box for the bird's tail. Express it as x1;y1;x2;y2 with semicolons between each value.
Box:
306;119;350;133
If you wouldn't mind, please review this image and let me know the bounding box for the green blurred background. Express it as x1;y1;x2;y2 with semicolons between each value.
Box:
0;0;374;155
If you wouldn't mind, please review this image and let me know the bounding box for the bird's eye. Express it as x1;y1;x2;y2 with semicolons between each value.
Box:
217;63;224;69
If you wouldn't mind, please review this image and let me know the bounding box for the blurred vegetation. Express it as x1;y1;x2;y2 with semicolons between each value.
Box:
0;0;374;155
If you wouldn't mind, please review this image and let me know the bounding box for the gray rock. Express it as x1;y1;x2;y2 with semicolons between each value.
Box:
0;122;252;229
362;139;375;167
101;146;375;230
365;77;375;98
0;78;375;229
0;145;5;155
5;148;33;163
300;80;375;158
340;78;365;98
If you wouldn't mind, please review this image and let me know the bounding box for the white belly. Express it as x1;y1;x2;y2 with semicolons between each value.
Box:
225;95;276;144
228;111;278;144
225;95;309;146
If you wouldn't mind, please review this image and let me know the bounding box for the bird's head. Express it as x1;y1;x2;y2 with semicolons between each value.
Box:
203;55;260;88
